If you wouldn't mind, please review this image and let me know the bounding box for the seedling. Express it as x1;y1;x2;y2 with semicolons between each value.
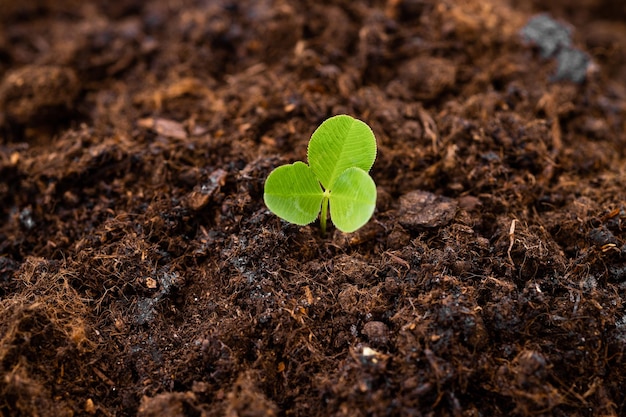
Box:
264;115;377;235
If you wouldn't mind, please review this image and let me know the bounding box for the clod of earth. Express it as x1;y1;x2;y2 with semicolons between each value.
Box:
398;190;458;230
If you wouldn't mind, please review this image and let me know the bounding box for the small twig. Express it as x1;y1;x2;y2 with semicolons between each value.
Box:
507;219;517;266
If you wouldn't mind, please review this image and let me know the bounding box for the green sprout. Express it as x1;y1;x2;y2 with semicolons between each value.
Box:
264;115;377;235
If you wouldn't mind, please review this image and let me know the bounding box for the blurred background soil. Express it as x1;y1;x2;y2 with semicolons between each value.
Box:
0;0;625;416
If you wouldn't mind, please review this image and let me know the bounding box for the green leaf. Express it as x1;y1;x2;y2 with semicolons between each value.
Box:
329;167;377;233
308;115;377;190
264;115;378;234
263;161;324;225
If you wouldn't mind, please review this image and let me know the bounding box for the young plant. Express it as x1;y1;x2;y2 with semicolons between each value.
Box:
264;115;377;234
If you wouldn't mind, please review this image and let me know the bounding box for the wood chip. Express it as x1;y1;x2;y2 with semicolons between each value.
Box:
137;117;188;140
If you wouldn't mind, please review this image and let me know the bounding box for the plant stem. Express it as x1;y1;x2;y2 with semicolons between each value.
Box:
320;192;329;236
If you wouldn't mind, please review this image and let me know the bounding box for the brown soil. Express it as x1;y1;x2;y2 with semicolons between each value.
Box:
1;0;626;416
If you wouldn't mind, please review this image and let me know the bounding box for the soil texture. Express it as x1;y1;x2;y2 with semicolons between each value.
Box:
1;0;626;416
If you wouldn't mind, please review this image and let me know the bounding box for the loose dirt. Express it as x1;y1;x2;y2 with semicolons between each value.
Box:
1;0;626;416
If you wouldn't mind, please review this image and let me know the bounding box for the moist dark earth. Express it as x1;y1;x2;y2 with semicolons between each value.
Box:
1;0;626;416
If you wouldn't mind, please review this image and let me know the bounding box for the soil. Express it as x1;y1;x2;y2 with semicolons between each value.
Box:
1;0;625;416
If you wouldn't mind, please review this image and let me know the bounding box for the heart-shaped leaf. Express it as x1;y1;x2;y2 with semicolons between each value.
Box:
308;115;377;190
329;167;377;233
263;161;323;225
